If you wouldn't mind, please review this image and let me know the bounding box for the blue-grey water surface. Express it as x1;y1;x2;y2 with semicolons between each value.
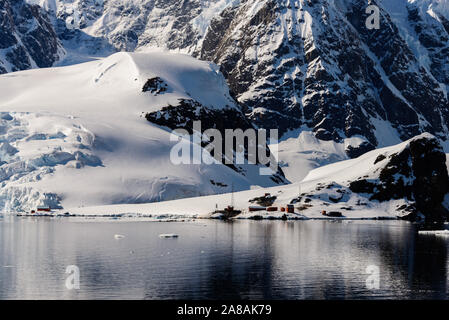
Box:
0;217;448;299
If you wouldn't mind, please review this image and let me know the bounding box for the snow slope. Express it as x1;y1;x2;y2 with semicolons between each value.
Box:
68;134;441;220
0;51;281;212
272;130;350;182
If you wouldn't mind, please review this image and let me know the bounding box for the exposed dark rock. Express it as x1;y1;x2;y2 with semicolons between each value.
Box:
142;77;168;94
349;134;449;222
397;204;418;219
194;0;449;158
145;98;253;136
329;194;344;203
0;0;63;74
346;142;375;159
349;179;375;194
210;179;227;187
374;154;387;164
249;194;277;207
144;98;288;185
326;211;343;217
407;4;449;87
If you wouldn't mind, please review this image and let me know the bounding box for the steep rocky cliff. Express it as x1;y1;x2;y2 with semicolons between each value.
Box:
197;0;449;157
0;0;64;73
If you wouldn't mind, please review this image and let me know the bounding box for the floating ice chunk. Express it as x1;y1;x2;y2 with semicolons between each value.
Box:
159;234;179;238
418;230;449;236
114;234;125;239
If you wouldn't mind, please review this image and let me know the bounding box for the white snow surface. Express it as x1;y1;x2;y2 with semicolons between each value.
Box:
67;134;435;220
271;129;349;182
0;52;279;212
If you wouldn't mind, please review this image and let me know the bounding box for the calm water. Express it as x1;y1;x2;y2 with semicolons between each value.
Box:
0;217;448;300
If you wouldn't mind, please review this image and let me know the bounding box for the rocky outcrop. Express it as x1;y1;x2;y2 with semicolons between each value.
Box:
145;98;288;185
288;134;449;221
349;134;449;222
142;77;168;94
195;0;449;158
407;1;449;87
0;0;64;73
38;0;219;52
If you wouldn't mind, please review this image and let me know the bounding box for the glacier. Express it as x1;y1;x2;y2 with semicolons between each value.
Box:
0;51;284;212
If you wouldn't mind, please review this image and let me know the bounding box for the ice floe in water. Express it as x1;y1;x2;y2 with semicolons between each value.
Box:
159;234;179;238
418;230;449;236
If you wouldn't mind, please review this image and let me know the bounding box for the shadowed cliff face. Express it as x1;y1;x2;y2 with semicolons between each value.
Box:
349;134;449;221
0;0;64;73
197;0;449;158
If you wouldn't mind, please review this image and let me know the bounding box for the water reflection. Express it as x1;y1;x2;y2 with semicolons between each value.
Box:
0;218;448;299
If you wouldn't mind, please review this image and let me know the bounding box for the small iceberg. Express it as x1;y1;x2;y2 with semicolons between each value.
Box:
114;234;125;239
418;230;449;236
159;233;179;238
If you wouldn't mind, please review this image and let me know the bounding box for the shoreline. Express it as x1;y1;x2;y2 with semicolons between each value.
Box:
7;212;401;222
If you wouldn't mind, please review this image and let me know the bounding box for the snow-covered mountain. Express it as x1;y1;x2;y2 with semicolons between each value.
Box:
197;0;449;156
23;0;238;63
69;133;449;222
0;0;65;73
0;51;285;212
11;1;449;161
2;0;449;212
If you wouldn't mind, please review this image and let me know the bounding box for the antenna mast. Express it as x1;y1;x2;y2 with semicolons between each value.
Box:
231;182;234;208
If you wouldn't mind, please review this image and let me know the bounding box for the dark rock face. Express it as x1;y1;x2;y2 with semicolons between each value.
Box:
145;99;254;135
346;142;376;159
144;98;287;185
195;0;449;158
142;77;168;94
407;3;449;87
0;0;63;74
198;0;304;138
249;194;277;207
49;0;207;52
347;0;449;140
349;135;449;221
